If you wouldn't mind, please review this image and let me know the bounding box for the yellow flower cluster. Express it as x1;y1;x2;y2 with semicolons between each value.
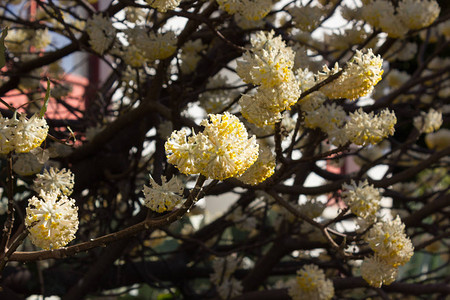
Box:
362;215;414;287
341;180;381;220
25;191;79;250
237;144;275;185
0;114;48;154
237;31;300;126
288;264;334;300
165;113;259;180
344;108;396;146
217;0;272;21
318;49;383;100
33;167;75;196
142;175;184;213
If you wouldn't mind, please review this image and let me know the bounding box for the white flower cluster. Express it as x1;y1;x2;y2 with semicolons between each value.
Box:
288;264;334;300
361;0;440;38
341;180;381;220
425;128;450;151
5;28;52;53
165;112;259;180
33;167;75;196
413;108;443;133
86;14;116;54
146;0;181;12
318;49;384;101
216;0;272;21
120;28;177;67
25;190;79;250
237;143;275;185
344;108;396;146
210;255;243;299
0;114;48;155
289;5;324;32
237;31;300;126
303;99;396;147
361;216;414;287
142;175;184;213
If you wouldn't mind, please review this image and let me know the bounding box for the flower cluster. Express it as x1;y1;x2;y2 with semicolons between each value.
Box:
0;114;49;154
361;255;398;288
425;128;450;151
413;108;443;133
289;5;324;32
25;190;79;250
288;264;334;300
318;49;384;100
217;0;272;21
341;180;381;220
33;167;75;196
361;0;440;38
86;14;116;54
237;31;300;126
237;144;275;185
344;108;396;146
146;0;181;12
397;0;441;30
361;216;414;287
366;216;414;267
210;255;243;299
165;113;259;180
120;29;177;66
142;175;184;213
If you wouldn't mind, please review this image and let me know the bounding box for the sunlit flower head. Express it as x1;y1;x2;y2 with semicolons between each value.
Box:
345;108;396;146
318;49;384;100
288;264;334;300
342;180;381;220
289;5;324;32
366;215;414;267
33;167;75;196
25;191;79;250
12;114;49;153
165;113;259;180
142;175;184;213
199;113;259;180
236;31;295;88
165;128;205;175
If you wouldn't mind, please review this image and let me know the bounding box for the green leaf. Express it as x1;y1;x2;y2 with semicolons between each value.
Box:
40;79;51;117
0;27;8;69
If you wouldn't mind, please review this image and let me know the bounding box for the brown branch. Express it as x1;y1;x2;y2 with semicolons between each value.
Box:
10;175;206;262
